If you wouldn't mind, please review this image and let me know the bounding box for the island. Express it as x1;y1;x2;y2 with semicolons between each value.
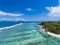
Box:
38;21;60;38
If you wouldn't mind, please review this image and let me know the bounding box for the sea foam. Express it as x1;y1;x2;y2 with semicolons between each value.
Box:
0;23;22;30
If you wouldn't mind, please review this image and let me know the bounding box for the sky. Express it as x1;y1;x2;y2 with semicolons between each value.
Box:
0;0;60;21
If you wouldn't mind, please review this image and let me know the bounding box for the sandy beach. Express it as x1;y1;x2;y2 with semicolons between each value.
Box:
38;25;60;38
47;31;60;38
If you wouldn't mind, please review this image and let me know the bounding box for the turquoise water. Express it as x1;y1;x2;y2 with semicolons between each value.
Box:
0;23;60;45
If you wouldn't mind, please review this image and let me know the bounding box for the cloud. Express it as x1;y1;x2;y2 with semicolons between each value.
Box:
26;8;34;11
0;11;24;21
0;18;24;21
0;11;24;16
46;0;60;17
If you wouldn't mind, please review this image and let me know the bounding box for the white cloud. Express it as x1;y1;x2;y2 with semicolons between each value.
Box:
26;8;34;11
0;11;24;21
0;11;24;16
0;18;24;21
46;0;60;17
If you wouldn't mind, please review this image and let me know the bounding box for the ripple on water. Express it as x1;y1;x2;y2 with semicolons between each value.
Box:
0;23;60;45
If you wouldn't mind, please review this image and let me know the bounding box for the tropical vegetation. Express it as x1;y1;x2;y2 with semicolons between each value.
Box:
39;21;60;34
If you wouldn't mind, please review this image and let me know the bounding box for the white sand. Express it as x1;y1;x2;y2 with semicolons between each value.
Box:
38;25;60;38
47;32;60;38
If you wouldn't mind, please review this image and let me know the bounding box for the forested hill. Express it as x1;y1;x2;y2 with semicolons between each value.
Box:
39;21;60;34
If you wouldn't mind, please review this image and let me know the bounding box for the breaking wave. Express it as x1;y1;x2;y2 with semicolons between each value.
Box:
0;23;22;30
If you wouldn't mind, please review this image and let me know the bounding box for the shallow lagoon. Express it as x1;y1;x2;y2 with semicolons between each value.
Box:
0;23;60;45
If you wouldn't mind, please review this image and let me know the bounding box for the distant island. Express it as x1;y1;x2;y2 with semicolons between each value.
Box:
38;21;60;38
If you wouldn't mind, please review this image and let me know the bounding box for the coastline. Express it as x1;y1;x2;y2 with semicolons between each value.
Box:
38;25;60;38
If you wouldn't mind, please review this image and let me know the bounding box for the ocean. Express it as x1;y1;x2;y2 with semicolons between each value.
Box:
0;21;60;45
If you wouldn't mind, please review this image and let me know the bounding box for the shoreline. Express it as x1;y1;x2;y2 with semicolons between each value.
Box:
38;25;60;38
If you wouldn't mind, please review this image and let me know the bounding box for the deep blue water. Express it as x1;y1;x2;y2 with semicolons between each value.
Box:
0;21;60;45
0;21;40;28
0;21;21;28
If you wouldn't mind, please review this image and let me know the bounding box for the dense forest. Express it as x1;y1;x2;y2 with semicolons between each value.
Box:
39;21;60;34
